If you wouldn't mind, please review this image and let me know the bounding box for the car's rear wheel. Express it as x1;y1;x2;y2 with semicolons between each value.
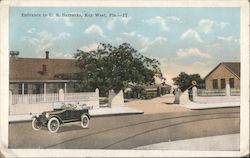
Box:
32;118;42;131
48;117;60;133
81;114;89;128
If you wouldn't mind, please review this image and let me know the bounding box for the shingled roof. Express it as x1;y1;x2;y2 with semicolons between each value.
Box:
10;56;81;82
204;62;240;80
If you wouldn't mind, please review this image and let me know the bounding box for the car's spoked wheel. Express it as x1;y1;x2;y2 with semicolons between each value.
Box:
32;118;42;131
81;114;89;128
48;117;60;133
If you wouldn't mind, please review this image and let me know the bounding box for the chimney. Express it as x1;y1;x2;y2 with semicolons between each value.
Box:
45;51;49;59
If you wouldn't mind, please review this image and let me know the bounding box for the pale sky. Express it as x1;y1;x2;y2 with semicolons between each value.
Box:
10;7;240;85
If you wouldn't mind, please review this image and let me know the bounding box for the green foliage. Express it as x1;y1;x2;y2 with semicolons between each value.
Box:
74;43;162;96
172;72;204;91
139;90;154;100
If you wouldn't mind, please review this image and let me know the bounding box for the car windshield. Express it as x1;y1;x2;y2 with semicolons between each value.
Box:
62;103;88;110
53;102;88;110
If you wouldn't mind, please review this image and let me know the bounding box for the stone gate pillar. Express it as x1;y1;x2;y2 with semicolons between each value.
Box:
226;83;230;96
192;86;197;102
173;88;181;104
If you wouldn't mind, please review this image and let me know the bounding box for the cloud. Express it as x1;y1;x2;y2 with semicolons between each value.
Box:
51;52;73;59
48;16;73;27
151;36;167;44
137;34;150;47
198;19;229;34
217;36;239;43
180;29;203;43
109;37;123;43
138;35;167;52
176;48;211;59
80;43;100;52
26;30;71;55
122;31;136;37
84;24;105;37
167;16;182;23
57;32;71;39
107;17;131;30
143;16;169;31
27;28;36;34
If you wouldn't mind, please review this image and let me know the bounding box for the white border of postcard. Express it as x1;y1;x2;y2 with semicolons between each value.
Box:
0;0;249;157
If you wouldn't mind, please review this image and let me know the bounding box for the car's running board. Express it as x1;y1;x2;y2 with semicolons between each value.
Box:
61;121;81;126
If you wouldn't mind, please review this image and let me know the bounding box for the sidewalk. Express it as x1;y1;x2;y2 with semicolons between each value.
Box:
181;101;240;110
9;106;144;123
134;134;240;151
125;94;240;114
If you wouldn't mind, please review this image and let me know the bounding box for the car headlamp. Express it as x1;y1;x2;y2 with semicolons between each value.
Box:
36;113;39;117
45;113;49;118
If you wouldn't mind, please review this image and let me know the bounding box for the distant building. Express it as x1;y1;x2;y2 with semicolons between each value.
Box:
204;62;240;90
9;51;81;94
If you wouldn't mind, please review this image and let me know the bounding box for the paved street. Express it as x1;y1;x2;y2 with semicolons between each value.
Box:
9;107;239;149
125;95;190;114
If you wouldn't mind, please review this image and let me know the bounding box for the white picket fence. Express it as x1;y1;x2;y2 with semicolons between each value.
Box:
65;92;98;102
11;93;58;104
197;89;226;96
192;85;240;103
197;89;240;96
230;89;240;96
9;88;102;115
11;88;99;106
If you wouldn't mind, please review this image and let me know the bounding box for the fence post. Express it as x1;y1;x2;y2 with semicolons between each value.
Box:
64;83;67;98
59;89;64;102
192;86;197;102
226;83;230;96
95;88;100;108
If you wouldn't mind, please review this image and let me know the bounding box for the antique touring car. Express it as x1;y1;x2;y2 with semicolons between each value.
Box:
32;102;91;133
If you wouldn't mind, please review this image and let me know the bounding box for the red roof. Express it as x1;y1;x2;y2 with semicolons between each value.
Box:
204;62;240;80
10;57;81;82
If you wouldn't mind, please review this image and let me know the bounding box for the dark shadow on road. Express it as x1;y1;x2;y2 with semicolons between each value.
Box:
163;102;175;105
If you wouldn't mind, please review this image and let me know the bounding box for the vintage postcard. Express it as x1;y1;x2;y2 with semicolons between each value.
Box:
0;0;249;157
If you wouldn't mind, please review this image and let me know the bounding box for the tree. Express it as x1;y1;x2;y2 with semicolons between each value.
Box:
74;43;162;96
172;72;204;92
10;50;19;57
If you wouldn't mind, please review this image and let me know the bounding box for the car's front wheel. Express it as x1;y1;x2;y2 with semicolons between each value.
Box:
81;114;89;128
48;117;60;133
32;118;42;131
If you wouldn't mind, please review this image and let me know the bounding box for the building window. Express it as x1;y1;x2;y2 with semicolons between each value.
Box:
18;84;22;94
212;79;218;89
220;79;226;89
24;83;28;94
18;83;28;94
31;83;44;94
229;78;235;88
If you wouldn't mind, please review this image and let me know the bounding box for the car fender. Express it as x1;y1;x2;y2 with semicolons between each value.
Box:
48;115;63;124
82;113;91;120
